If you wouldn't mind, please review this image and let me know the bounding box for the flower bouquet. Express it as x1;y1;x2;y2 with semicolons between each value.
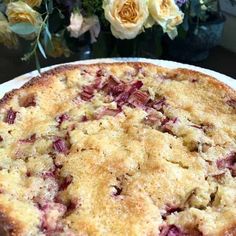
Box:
0;0;185;70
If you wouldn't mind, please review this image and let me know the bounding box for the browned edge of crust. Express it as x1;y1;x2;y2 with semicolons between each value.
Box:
0;62;235;109
171;68;236;96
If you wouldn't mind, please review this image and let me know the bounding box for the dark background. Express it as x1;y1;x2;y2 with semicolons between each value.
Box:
0;44;235;84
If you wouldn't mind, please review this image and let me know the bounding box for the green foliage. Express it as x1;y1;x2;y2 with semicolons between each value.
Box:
22;0;55;73
21;15;48;71
92;26;163;58
82;0;108;28
43;24;53;51
181;0;220;35
82;0;103;16
10;23;37;35
188;0;218;22
229;0;236;6
38;41;47;58
0;0;6;13
34;50;41;73
45;0;53;14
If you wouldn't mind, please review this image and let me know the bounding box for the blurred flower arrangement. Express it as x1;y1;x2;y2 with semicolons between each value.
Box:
182;0;221;30
0;0;186;69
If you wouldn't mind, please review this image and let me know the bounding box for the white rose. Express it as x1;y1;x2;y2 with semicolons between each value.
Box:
67;12;83;38
149;0;184;39
85;16;101;43
24;0;42;7
103;0;149;40
67;13;100;43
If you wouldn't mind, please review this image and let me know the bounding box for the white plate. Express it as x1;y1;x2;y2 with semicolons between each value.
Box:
0;58;235;99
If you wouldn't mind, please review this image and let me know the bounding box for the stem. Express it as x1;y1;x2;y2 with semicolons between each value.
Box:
37;15;49;43
217;0;221;16
133;38;138;57
196;16;200;34
26;14;49;60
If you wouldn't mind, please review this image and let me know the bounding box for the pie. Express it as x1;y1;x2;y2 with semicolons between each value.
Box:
0;62;235;236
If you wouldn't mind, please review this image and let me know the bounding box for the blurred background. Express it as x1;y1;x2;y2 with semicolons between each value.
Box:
0;0;235;83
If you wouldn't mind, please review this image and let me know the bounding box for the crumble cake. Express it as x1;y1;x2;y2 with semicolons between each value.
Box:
0;62;235;236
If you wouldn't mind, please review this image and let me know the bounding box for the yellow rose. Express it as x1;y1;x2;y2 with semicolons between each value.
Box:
24;0;42;7
6;1;42;25
149;0;184;39
0;12;18;48
103;0;149;39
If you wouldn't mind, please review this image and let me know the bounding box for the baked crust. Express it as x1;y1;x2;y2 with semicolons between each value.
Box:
1;63;235;105
0;62;235;236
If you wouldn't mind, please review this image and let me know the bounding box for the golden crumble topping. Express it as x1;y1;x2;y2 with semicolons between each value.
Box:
0;63;235;236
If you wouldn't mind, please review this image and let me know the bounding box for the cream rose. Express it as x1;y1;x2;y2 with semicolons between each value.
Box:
149;0;184;39
67;12;84;38
6;1;42;25
25;0;42;7
103;0;149;39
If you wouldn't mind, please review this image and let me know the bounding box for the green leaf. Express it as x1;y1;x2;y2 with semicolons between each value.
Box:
43;24;54;52
22;52;32;61
38;41;47;59
48;0;53;14
182;15;189;32
92;31;116;58
43;25;50;45
229;0;236;6
10;23;36;35
45;0;48;11
0;3;5;13
178;25;188;39
155;29;163;57
190;0;202;17
45;24;52;40
45;0;53;14
56;8;65;19
34;52;41;74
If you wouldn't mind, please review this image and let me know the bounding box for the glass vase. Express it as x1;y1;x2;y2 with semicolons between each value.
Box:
92;25;163;59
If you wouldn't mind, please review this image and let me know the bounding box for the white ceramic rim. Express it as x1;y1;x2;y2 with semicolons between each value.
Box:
0;58;235;99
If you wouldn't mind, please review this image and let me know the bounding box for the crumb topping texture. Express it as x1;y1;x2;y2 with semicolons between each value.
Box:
0;63;235;236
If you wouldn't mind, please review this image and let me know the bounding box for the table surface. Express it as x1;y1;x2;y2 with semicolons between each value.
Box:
0;45;235;84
